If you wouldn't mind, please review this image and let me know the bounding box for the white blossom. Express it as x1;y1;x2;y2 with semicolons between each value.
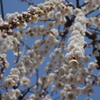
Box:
20;77;31;87
4;78;15;88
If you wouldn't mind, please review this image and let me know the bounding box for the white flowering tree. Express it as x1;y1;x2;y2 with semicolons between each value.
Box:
0;0;100;100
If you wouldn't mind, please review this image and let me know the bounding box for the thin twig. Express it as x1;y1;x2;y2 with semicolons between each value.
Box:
88;26;100;32
36;68;39;89
0;0;4;20
96;13;100;17
76;0;79;7
79;2;88;7
65;0;70;3
19;36;27;62
16;46;20;63
54;96;60;100
86;6;100;16
19;0;37;6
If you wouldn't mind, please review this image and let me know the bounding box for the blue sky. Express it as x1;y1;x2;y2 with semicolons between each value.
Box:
1;0;100;100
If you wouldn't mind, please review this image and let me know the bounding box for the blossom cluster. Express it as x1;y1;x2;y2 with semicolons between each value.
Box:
0;0;100;100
